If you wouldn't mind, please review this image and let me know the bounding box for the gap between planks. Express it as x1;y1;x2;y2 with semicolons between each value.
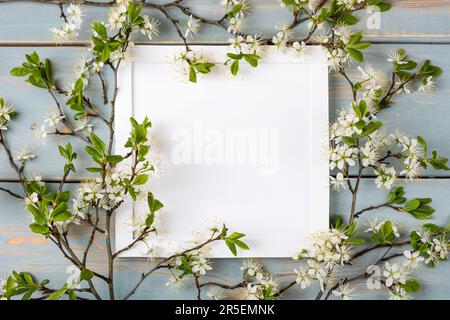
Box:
1;176;450;184
1;40;450;47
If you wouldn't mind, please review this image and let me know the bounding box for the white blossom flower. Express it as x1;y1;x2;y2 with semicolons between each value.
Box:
190;255;213;275
375;165;396;189
207;287;226;300
184;15;200;38
361;142;378;167
24;192;39;205
292;41;310;61
365;218;381;233
44;110;65;127
432;236;449;260
141;15;160;40
358;63;385;86
329;145;358;170
330;172;346;191
383;262;408;287
415;228;432;244
334;25;353;44
387;49;408;65
15;149;36;162
74;117;93;133
333;245;351;265
67;4;84;28
327;49;346;71
165;275;185;289
419;76;436;93
50;23;79;42
243;283;260;300
425;249;440;265
31;123;49;140
0;100;15;130
228;16;245;34
295;267;311;289
332;283;354;300
389;285;411;300
272;25;293;50
403;250;424;270
241;259;261;277
108;3;127;29
243;35;262;55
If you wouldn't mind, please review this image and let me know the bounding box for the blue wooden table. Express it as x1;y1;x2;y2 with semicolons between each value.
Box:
1;0;450;300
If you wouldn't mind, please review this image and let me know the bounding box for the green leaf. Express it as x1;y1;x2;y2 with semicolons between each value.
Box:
189;66;197;83
80;269;94;281
230;60;239;76
92;22;107;40
52;210;72;222
243;54;259;67
227;52;243;60
417;136;427;156
90;132;106;153
225;239;237;256
106;155;124;164
145;212;155;228
29;223;49;236
401;279;420;293
133;174;148;186
423;223;441;234
359;121;382;137
404;199;421;211
227;232;245;240
10;67;31;77
342;136;356;146
47;286;67;300
26;52;40;65
234;239;249;250
346;48;363;62
147;192;163;214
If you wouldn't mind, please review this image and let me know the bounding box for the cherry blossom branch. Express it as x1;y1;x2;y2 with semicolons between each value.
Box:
123;235;222;300
353;202;402;219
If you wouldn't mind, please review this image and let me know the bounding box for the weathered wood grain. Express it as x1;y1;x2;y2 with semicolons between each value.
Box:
1;180;450;299
0;1;450;43
1;44;449;179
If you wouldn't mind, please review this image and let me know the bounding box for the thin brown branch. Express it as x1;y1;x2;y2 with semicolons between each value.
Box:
113;227;151;259
0;186;24;199
353;202;402;219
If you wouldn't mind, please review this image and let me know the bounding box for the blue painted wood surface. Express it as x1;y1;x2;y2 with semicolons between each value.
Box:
0;1;450;300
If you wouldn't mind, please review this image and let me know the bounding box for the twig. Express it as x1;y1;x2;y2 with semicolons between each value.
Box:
0;186;24;199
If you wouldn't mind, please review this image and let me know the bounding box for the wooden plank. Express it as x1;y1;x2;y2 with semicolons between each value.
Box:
0;1;450;43
1;180;450;299
1;43;449;179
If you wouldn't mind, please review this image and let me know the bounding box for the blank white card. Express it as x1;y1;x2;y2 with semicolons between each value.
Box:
115;46;329;257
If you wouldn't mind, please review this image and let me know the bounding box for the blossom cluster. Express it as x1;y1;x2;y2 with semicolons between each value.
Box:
293;228;352;294
171;50;212;82
72;164;140;220
108;1;160;40
237;259;279;300
329;67;433;192
50;4;83;42
0;98;15;131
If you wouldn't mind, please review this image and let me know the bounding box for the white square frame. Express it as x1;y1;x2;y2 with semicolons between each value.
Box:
114;45;329;258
